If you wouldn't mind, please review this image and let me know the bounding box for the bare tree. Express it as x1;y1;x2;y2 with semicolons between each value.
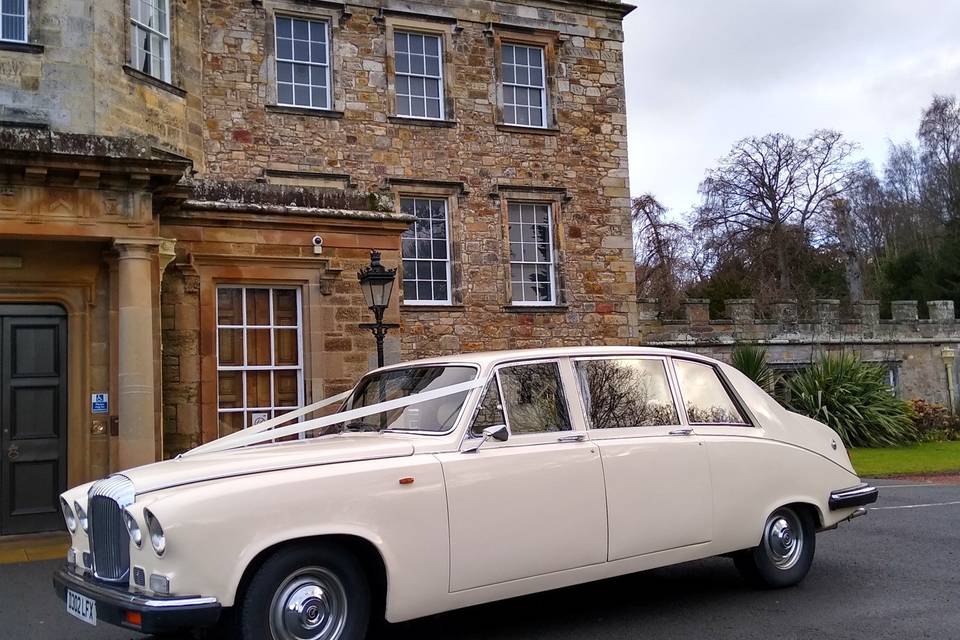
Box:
694;130;862;293
918;95;960;222
632;193;688;312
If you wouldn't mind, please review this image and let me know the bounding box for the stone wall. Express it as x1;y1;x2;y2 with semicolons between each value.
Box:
199;0;639;358
639;299;960;408
0;0;203;162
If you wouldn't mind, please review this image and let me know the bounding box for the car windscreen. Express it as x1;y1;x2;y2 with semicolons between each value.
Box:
340;366;477;433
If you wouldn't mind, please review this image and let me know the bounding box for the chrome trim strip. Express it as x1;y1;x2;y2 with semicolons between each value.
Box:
57;567;219;608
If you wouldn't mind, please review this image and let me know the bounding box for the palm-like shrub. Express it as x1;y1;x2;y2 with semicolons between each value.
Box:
731;344;778;392
787;353;916;448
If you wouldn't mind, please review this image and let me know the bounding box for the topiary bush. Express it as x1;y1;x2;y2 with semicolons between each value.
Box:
787;353;916;448
910;399;960;442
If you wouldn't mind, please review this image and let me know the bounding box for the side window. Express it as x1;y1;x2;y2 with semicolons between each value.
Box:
576;359;679;429
470;380;506;436
498;362;571;434
674;360;749;425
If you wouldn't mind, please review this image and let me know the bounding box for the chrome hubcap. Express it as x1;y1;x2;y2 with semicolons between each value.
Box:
270;568;347;640
763;510;804;570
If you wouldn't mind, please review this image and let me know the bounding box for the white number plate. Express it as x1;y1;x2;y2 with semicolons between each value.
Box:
66;589;97;626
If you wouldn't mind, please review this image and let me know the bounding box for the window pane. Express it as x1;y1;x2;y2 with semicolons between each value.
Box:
217;288;243;325
674;360;748;425
498;363;571;434
219;412;244;437
245;289;270;325
246;372;272;409
246;329;272;366
275;370;300;407
275;329;299;366
274;290;298;326
218;329;243;366
577;359;679;429
217;372;243;409
471;381;506;436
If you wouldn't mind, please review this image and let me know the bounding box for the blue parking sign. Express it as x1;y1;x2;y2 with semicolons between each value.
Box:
91;393;109;414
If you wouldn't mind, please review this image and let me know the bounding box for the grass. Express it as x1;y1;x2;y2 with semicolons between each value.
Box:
849;441;960;477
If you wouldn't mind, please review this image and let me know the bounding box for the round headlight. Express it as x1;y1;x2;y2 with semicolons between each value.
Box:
144;509;165;556
60;498;76;533
122;509;142;548
74;501;88;533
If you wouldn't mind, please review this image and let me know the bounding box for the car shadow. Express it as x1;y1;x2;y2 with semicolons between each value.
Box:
375;557;751;639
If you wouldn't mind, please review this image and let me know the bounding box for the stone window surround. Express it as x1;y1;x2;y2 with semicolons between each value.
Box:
388;179;465;309
263;0;346;117
492;28;561;133
121;0;187;97
495;187;569;311
197;264;326;448
384;16;458;126
128;0;172;83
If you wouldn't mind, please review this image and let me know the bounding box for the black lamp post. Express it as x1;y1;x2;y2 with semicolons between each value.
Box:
358;250;400;368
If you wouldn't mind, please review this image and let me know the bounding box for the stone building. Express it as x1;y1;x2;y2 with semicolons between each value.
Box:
0;0;637;535
638;299;960;410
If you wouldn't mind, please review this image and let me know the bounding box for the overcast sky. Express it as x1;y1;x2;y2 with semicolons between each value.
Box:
622;0;960;216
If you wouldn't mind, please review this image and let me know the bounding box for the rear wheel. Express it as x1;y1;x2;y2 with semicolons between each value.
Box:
238;542;370;640
734;506;816;588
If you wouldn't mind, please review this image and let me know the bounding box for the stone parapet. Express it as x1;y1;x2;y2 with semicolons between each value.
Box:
637;298;960;346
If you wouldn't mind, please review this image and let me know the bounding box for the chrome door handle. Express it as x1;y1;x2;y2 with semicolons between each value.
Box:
558;433;587;443
668;428;694;436
7;444;20;460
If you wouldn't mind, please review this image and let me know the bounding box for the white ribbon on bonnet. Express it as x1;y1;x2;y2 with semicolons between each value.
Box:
182;378;487;458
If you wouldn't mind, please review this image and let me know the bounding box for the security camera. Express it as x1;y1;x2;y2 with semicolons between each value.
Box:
312;235;324;255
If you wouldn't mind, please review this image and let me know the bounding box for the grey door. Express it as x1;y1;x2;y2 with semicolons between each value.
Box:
0;305;68;535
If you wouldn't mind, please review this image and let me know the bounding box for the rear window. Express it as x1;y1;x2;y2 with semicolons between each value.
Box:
674;360;749;425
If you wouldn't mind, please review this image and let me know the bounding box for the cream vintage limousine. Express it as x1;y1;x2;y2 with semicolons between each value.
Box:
54;347;878;639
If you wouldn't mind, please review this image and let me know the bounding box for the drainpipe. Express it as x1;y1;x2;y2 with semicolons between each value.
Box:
942;348;957;413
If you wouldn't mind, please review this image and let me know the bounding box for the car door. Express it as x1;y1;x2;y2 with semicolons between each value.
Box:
438;359;607;592
573;356;714;562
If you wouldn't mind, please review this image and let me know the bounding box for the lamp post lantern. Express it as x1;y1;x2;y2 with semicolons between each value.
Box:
358;250;400;368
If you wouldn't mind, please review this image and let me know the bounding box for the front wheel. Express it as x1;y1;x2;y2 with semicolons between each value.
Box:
734;506;816;589
238;542;370;640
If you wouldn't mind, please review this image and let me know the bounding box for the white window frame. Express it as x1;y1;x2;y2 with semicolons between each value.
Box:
215;286;305;437
393;30;445;121
274;14;332;111
501;43;548;129
130;0;172;83
1;0;28;43
508;202;557;306
400;196;453;306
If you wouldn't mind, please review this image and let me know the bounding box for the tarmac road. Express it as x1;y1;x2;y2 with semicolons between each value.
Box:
2;480;957;640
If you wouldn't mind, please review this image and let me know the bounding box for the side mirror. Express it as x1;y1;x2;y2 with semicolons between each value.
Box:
461;424;509;454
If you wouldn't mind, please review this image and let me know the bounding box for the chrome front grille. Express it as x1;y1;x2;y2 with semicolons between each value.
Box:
88;475;135;583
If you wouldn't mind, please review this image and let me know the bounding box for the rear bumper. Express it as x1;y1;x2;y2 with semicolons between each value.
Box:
53;565;221;634
829;483;879;511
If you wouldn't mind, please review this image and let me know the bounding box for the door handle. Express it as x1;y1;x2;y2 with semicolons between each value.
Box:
668;428;694;436
7;444;20;461
558;433;587;443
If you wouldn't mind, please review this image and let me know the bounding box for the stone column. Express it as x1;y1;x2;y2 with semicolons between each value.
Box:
115;241;158;469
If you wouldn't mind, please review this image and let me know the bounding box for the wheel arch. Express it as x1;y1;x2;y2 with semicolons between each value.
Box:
232;533;389;619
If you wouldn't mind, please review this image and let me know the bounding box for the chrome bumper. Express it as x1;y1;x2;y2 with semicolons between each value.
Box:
829;483;879;511
53;565;221;633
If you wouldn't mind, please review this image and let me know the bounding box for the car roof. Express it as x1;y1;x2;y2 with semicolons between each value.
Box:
377;345;725;372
